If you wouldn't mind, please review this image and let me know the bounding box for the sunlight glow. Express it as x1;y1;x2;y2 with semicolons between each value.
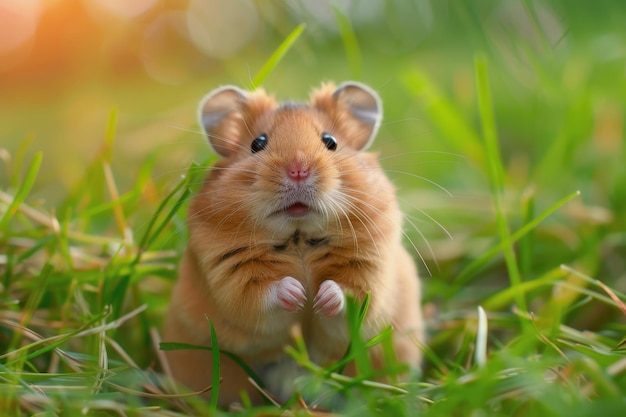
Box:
186;0;259;59
0;0;42;54
83;0;159;19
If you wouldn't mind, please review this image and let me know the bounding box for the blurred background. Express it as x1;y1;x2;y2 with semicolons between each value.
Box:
1;0;625;319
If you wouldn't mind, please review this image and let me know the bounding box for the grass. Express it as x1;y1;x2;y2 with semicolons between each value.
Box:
2;1;626;416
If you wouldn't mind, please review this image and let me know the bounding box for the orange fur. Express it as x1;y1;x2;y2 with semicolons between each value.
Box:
163;82;424;406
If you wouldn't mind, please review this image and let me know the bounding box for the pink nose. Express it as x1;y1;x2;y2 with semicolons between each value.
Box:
287;163;309;181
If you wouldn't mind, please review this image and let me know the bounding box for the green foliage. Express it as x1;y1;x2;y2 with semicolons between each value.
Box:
2;1;626;416
250;23;306;90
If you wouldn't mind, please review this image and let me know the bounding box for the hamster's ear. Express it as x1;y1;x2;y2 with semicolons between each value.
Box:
197;86;276;157
312;81;382;150
198;86;247;157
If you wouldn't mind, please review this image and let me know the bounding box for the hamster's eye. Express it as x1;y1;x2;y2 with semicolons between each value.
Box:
251;134;268;153
321;133;337;151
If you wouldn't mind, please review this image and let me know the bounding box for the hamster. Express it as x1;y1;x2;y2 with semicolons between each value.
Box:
162;81;424;406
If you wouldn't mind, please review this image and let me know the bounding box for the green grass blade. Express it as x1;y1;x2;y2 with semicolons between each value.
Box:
9;135;34;189
102;160;201;321
454;190;580;288
137;188;190;256
250;23;306;89
358;292;370;325
324;293;372;376
475;55;504;193
77;190;137;219
364;324;393;349
108;272;132;320
135;179;186;255
135;160;204;261
7;262;53;370
0;152;42;229
2;309;109;367
15;234;55;264
561;265;626;302
402;69;485;168
483;267;567;310
160;342;263;386
207;319;220;411
332;6;362;80
474;55;526;316
346;294;373;376
369;326;401;382
520;187;536;277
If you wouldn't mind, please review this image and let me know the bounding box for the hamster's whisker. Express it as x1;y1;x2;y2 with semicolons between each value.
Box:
338;186;398;246
168;125;207;136
333;199;360;253
205;133;250;153
376;150;465;162
332;153;362;168
188;198;244;227
336;193;386;259
325;203;345;245
387;170;454;197
240;116;255;141
339;196;388;259
340;168;454;198
401;215;435;277
406;206;453;241
206;166;258;175
250;215;263;253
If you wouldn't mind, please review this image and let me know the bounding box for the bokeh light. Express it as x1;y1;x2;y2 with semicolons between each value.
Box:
186;0;259;59
141;11;198;85
83;0;160;19
0;0;42;70
0;0;42;53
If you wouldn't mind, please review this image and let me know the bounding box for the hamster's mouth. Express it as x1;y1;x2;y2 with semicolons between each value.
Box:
283;202;310;218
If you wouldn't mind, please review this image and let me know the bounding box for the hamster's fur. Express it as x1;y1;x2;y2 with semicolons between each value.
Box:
163;82;424;406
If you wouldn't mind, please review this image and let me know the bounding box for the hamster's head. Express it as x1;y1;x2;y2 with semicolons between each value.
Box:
197;81;383;236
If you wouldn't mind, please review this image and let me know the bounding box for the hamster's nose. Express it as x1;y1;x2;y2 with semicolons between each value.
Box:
287;162;309;182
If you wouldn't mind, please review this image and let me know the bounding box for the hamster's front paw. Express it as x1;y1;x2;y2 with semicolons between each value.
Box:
267;276;307;312
313;280;345;318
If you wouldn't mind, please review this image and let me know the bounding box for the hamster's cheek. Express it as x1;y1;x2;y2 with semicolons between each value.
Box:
315;161;341;188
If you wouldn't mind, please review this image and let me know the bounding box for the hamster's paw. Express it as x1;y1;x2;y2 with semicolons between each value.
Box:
267;276;307;312
313;280;345;318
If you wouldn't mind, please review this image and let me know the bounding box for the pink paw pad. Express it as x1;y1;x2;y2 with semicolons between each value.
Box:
268;276;307;312
313;280;345;318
